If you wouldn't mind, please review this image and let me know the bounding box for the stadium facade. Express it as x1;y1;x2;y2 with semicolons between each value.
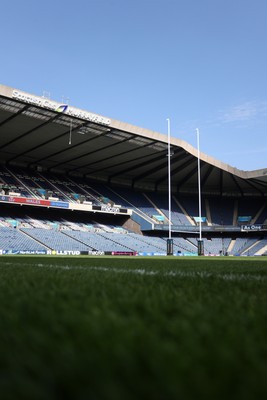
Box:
0;84;267;256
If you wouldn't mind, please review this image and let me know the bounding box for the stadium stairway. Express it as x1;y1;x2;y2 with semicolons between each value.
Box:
6;167;37;198
142;193;168;223
251;203;267;224
240;240;259;256
227;239;236;254
19;228;52;250
233;199;239;225
204;198;212;226
244;239;267;256
96;232;134;252
61;230;95;251
256;243;267;255
172;196;195;226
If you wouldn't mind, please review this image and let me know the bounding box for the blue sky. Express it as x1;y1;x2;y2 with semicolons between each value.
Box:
1;0;267;171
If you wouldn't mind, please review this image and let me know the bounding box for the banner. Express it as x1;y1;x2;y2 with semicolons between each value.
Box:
107;251;137;256
9;196;51;206
0;195;69;209
241;224;266;231
50;201;69;208
2;250;47;255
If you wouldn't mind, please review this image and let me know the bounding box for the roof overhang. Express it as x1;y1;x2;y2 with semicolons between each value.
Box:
0;84;267;196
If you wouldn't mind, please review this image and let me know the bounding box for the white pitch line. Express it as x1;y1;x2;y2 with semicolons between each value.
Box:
1;261;267;282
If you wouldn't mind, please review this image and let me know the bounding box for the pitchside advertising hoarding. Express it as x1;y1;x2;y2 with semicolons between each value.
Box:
0;250;106;256
0;250;138;256
1;250;47;255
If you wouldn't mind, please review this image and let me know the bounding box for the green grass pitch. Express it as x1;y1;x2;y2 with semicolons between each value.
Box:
0;256;267;400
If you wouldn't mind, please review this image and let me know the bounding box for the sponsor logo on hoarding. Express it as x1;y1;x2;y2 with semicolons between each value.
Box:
50;201;69;208
101;205;120;213
88;251;105;256
55;250;81;256
2;250;47;255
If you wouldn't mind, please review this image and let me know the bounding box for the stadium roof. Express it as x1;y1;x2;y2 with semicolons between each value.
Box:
0;84;267;196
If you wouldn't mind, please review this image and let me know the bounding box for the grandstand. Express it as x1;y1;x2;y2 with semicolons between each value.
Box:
0;84;267;256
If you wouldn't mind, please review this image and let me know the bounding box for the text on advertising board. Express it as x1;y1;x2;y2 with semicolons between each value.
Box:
12;90;110;126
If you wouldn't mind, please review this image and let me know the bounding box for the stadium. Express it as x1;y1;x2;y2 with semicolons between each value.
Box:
0;83;267;256
1;84;267;400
